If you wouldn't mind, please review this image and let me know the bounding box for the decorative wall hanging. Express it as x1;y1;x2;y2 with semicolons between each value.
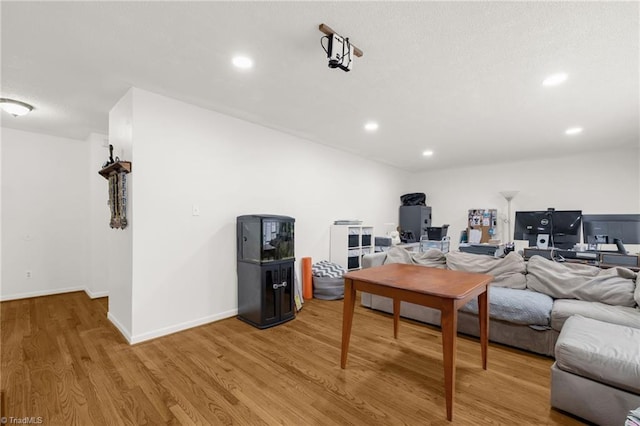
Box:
99;159;131;230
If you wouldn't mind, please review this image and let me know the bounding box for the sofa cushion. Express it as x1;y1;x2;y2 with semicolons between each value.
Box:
460;287;552;326
635;273;640;308
555;316;640;394
551;299;640;331
382;246;447;268
445;251;526;289
526;256;637;307
362;252;386;268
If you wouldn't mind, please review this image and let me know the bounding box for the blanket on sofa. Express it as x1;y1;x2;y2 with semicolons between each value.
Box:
526;256;637;307
446;251;527;289
383;247;447;268
460;287;553;327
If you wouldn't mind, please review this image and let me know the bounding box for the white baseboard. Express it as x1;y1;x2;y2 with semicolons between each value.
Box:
129;308;238;344
1;288;238;347
1;286;109;302
84;288;109;299
0;286;84;302
107;312;133;343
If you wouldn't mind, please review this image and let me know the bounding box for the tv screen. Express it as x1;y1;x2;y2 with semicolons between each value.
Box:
514;210;582;249
582;214;640;245
549;210;582;236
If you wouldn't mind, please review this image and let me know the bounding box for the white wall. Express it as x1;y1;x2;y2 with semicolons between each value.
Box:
1;129;3;301
1;128;90;300
106;90;135;340
4;89;636;344
120;88;409;342
87;132;111;298
410;147;640;252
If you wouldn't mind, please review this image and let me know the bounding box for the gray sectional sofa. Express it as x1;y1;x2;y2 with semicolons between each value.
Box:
360;247;640;425
361;248;640;356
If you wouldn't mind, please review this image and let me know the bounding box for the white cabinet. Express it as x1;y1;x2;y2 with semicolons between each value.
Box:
330;225;374;271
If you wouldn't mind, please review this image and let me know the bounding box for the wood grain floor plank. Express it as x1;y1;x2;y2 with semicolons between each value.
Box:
1;291;588;425
194;328;327;425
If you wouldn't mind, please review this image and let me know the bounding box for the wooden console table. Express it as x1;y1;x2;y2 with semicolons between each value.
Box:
340;263;493;421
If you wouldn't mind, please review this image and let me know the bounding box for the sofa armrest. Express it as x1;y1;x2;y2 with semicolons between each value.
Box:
362;252;386;268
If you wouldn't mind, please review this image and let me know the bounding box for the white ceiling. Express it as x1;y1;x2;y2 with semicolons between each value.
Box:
1;1;638;172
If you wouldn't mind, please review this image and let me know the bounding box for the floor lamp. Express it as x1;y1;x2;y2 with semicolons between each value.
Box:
500;191;519;243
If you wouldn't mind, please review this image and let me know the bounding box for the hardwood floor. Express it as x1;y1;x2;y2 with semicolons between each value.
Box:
1;291;587;425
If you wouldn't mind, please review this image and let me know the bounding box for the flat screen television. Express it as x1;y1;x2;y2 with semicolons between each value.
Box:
514;210;582;249
582;214;640;254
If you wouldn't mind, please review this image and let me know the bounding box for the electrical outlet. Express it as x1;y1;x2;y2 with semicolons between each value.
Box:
26;270;32;278
192;204;200;216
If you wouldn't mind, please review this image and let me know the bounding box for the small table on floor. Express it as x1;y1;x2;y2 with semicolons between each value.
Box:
340;263;493;421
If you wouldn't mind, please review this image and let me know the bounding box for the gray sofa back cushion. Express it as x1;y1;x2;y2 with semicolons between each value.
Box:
382;247;447;268
636;274;640;308
551;299;640;331
526;256;637;307
445;251;527;289
362;252;386;268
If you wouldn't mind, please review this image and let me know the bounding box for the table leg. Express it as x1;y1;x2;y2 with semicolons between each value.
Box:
340;278;356;369
393;298;400;339
478;287;489;370
441;301;458;421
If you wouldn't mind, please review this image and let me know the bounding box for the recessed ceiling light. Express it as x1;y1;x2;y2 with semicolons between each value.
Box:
542;73;568;87
364;121;379;132
565;127;583;135
422;150;434;157
0;98;34;116
232;56;254;70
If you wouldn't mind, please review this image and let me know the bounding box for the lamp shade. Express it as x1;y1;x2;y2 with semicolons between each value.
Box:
0;98;34;117
499;190;519;202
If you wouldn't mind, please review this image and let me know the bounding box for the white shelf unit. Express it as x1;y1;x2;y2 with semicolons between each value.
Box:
330;225;374;271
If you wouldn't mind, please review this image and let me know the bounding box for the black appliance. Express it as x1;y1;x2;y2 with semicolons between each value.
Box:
237;215;295;329
399;205;432;240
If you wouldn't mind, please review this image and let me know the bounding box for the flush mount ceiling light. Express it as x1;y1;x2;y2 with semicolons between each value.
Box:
364;121;379;132
422;150;434;157
0;98;34;117
232;55;254;70
565;127;583;135
542;72;568;87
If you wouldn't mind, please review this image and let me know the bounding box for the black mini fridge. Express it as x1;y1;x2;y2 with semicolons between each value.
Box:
237;215;295;329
